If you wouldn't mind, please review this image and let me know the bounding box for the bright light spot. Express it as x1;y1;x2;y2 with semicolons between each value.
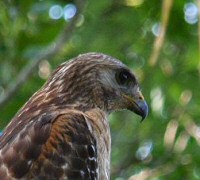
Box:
49;5;63;20
160;58;173;76
180;90;192;106
63;4;77;21
125;0;144;7
174;131;189;153
164;120;179;150
151;22;161;37
136;140;153;161
150;87;165;115
38;60;51;79
195;127;200;138
184;3;198;24
76;15;85;27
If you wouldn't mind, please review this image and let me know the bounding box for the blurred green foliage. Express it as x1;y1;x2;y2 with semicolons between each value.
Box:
0;0;199;179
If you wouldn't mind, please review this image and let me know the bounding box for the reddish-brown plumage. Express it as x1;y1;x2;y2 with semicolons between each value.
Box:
0;53;148;180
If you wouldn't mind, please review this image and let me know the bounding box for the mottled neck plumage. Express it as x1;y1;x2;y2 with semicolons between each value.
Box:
40;64;96;109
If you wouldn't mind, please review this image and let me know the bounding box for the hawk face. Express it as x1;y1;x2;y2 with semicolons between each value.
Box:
97;62;148;119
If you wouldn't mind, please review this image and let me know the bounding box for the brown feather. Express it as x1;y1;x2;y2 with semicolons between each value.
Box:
0;53;147;180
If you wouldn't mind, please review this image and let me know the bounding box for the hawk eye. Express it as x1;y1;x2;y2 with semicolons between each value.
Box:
116;70;133;86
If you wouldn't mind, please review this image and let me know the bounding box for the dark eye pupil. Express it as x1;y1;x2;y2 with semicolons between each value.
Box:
120;72;128;81
116;70;132;85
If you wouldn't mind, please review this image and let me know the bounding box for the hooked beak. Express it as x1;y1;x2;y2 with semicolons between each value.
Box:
124;92;148;121
128;99;148;121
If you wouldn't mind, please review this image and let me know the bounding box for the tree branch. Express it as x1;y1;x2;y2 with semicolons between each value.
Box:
149;0;174;66
0;0;87;109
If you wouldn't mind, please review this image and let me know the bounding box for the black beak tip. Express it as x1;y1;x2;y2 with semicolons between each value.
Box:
137;100;148;122
128;99;148;122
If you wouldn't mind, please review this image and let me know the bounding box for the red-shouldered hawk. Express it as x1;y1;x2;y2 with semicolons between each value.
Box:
0;53;148;180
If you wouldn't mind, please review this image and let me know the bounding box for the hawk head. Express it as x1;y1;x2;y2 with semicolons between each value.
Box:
41;52;148;120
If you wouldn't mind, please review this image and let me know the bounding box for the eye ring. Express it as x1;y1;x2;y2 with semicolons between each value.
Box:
115;69;133;86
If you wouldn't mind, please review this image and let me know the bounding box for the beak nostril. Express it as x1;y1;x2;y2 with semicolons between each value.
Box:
138;93;144;100
139;96;143;100
138;91;144;101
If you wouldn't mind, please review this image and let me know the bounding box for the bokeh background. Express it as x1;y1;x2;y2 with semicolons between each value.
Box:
0;0;199;179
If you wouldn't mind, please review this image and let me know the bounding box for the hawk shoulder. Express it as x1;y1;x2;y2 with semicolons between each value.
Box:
0;112;57;179
0;109;106;180
29;110;99;179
